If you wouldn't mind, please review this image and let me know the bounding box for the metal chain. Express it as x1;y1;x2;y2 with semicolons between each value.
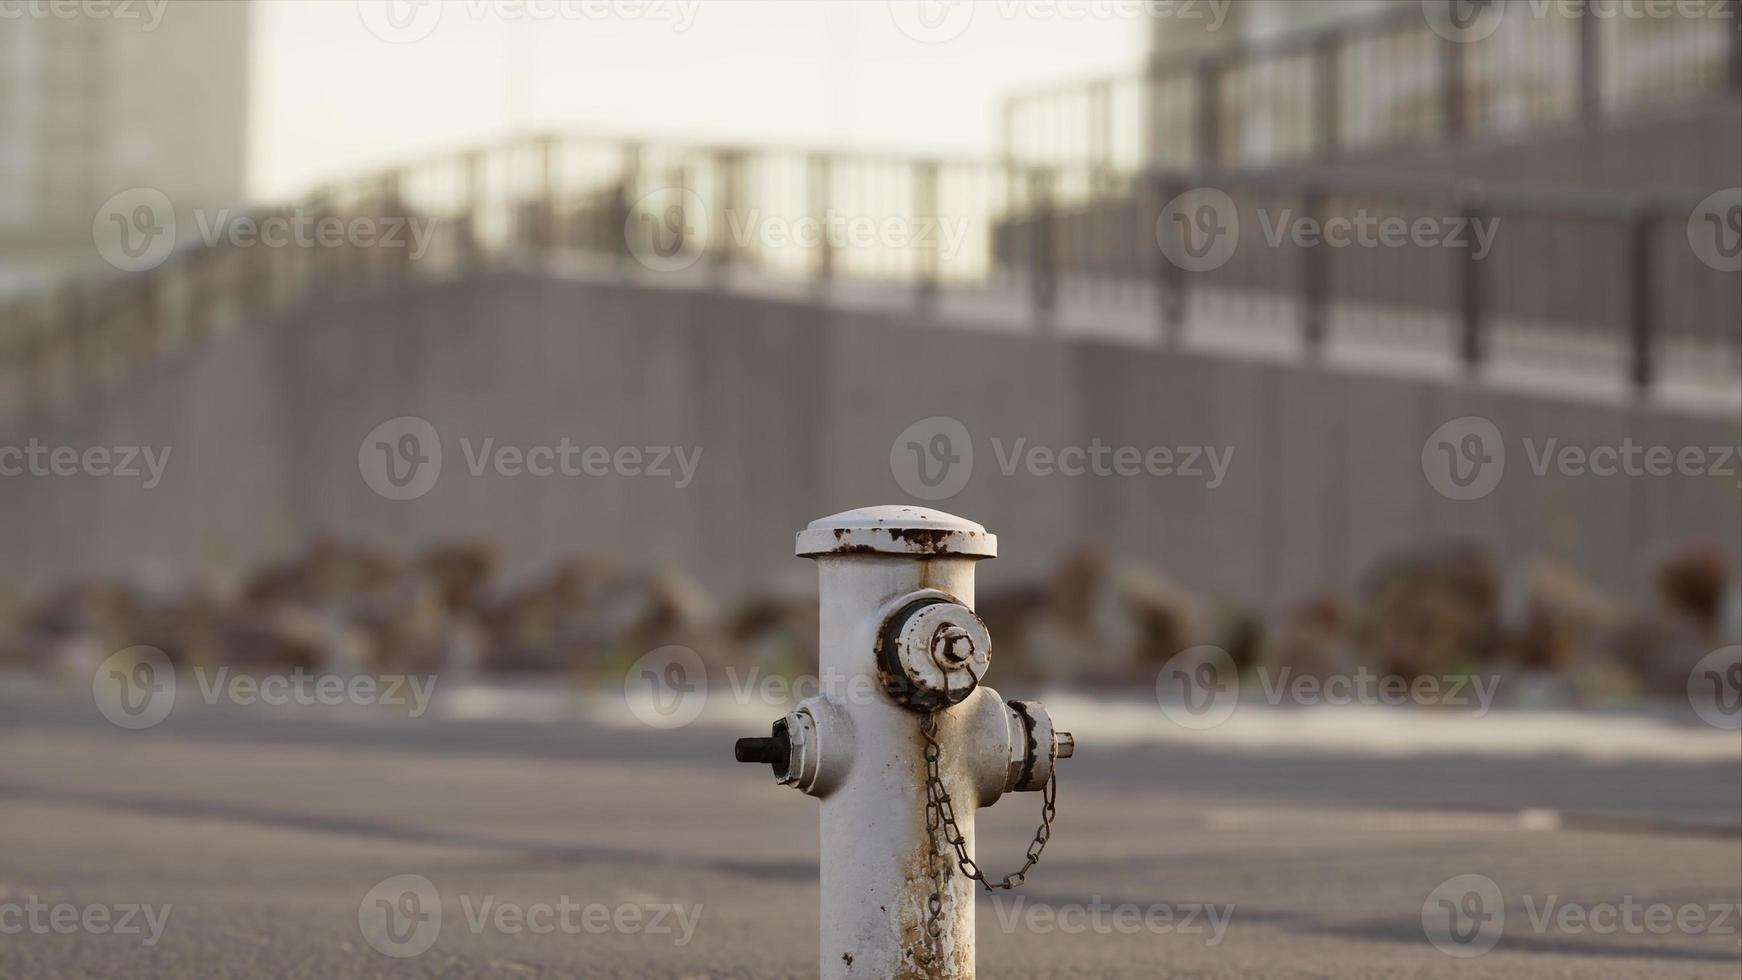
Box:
920;710;1059;946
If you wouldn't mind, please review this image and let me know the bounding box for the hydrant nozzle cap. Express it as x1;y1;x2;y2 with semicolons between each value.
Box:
795;506;997;559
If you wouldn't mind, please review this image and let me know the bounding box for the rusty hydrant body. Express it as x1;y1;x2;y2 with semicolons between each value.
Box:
736;507;1071;979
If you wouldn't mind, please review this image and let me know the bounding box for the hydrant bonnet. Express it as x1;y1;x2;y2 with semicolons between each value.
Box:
795;506;997;558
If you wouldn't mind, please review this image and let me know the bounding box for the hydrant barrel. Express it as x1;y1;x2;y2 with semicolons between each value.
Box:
735;507;1065;977
796;507;997;979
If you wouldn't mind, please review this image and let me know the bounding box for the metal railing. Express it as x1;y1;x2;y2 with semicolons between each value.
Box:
1003;0;1742;169
1;132;1737;426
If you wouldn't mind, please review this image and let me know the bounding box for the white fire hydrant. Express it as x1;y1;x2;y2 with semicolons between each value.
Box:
735;507;1072;978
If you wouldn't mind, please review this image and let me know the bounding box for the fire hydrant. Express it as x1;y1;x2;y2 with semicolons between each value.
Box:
734;507;1072;978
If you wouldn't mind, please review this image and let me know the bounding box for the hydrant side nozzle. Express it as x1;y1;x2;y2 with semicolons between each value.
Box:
735;717;792;780
1055;732;1075;759
734;735;788;767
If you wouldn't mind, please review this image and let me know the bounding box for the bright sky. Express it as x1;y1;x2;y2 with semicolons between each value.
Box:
248;0;1148;199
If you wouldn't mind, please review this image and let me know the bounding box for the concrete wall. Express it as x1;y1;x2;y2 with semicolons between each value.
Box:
1;269;1736;609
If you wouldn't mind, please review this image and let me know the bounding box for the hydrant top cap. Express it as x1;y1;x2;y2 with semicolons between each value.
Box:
796;505;997;559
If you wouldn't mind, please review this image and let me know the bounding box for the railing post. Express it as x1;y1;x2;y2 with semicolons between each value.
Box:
1730;0;1742;94
614;142;642;271
1577;1;1602;127
1313;36;1340;159
1195;57;1222;167
712;148;741;287
1300;184;1328;359
1441;30;1467;144
1624;207;1656;396
809;153;833;296
462;151;484;274
1029;167;1057;331
537;134;557;253
915;160;940;315
1090;80;1113;173
1456;191;1486;376
1156;174;1186;345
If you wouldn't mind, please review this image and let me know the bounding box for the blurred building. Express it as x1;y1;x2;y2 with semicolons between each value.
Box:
0;1;250;298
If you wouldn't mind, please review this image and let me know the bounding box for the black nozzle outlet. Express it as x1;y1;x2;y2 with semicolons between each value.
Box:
734;718;792;778
734;736;787;766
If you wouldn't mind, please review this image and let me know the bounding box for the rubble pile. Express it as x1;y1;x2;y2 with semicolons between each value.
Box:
1;537;1734;706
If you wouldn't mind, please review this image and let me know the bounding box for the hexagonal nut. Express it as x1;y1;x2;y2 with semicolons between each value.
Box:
877;593;991;710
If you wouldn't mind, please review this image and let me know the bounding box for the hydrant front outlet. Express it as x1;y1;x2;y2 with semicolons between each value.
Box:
734;506;1071;979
